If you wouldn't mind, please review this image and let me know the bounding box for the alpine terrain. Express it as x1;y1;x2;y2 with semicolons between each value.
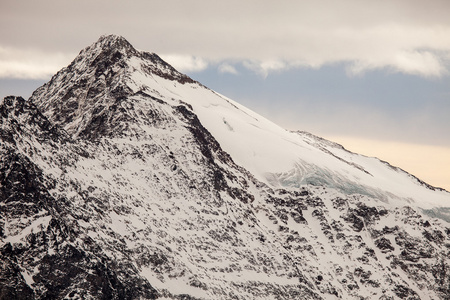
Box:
1;35;450;300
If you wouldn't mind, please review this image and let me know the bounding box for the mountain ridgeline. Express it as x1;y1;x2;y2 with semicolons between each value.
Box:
1;35;450;299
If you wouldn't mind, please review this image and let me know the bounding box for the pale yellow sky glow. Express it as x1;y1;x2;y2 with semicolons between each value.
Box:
329;136;450;191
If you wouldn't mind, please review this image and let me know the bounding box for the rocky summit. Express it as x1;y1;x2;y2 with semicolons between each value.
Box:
1;35;450;299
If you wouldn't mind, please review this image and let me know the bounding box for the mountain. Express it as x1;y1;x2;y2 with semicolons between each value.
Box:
1;34;449;299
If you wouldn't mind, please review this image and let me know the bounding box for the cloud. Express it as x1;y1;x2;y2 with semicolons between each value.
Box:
347;50;449;78
158;54;208;73
392;50;448;77
0;46;74;79
218;63;239;75
2;0;450;78
242;60;290;78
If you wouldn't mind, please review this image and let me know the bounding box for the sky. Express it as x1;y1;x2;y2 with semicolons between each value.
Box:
1;0;449;190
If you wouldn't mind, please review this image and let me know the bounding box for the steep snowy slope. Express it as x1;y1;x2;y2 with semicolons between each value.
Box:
1;35;449;299
31;35;450;215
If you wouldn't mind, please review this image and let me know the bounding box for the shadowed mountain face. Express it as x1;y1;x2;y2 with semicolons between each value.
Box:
1;35;450;299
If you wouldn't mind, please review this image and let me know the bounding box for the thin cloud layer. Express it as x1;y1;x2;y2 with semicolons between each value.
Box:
1;0;450;78
218;63;239;75
159;55;208;73
0;46;74;79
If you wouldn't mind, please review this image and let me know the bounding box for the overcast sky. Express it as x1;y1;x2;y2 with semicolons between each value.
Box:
1;0;449;190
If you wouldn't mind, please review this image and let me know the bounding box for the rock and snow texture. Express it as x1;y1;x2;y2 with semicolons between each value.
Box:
1;35;450;299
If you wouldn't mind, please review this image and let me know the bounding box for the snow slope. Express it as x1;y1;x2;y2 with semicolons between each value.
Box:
118;45;450;213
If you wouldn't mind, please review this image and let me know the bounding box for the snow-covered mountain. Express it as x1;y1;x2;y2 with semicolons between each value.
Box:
1;34;449;299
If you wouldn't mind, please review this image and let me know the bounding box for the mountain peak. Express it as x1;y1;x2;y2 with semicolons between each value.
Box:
97;34;129;44
29;35;198;139
87;34;137;57
73;34;138;71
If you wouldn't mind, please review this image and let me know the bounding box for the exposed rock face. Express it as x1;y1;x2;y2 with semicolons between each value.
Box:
1;35;450;299
30;35;196;140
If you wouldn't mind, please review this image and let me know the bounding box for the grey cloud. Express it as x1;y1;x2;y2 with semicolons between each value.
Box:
2;0;450;78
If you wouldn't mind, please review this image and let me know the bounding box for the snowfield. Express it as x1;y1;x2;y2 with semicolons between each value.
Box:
125;51;450;213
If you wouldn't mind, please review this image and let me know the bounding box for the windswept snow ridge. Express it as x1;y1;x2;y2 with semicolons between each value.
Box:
1;35;449;299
